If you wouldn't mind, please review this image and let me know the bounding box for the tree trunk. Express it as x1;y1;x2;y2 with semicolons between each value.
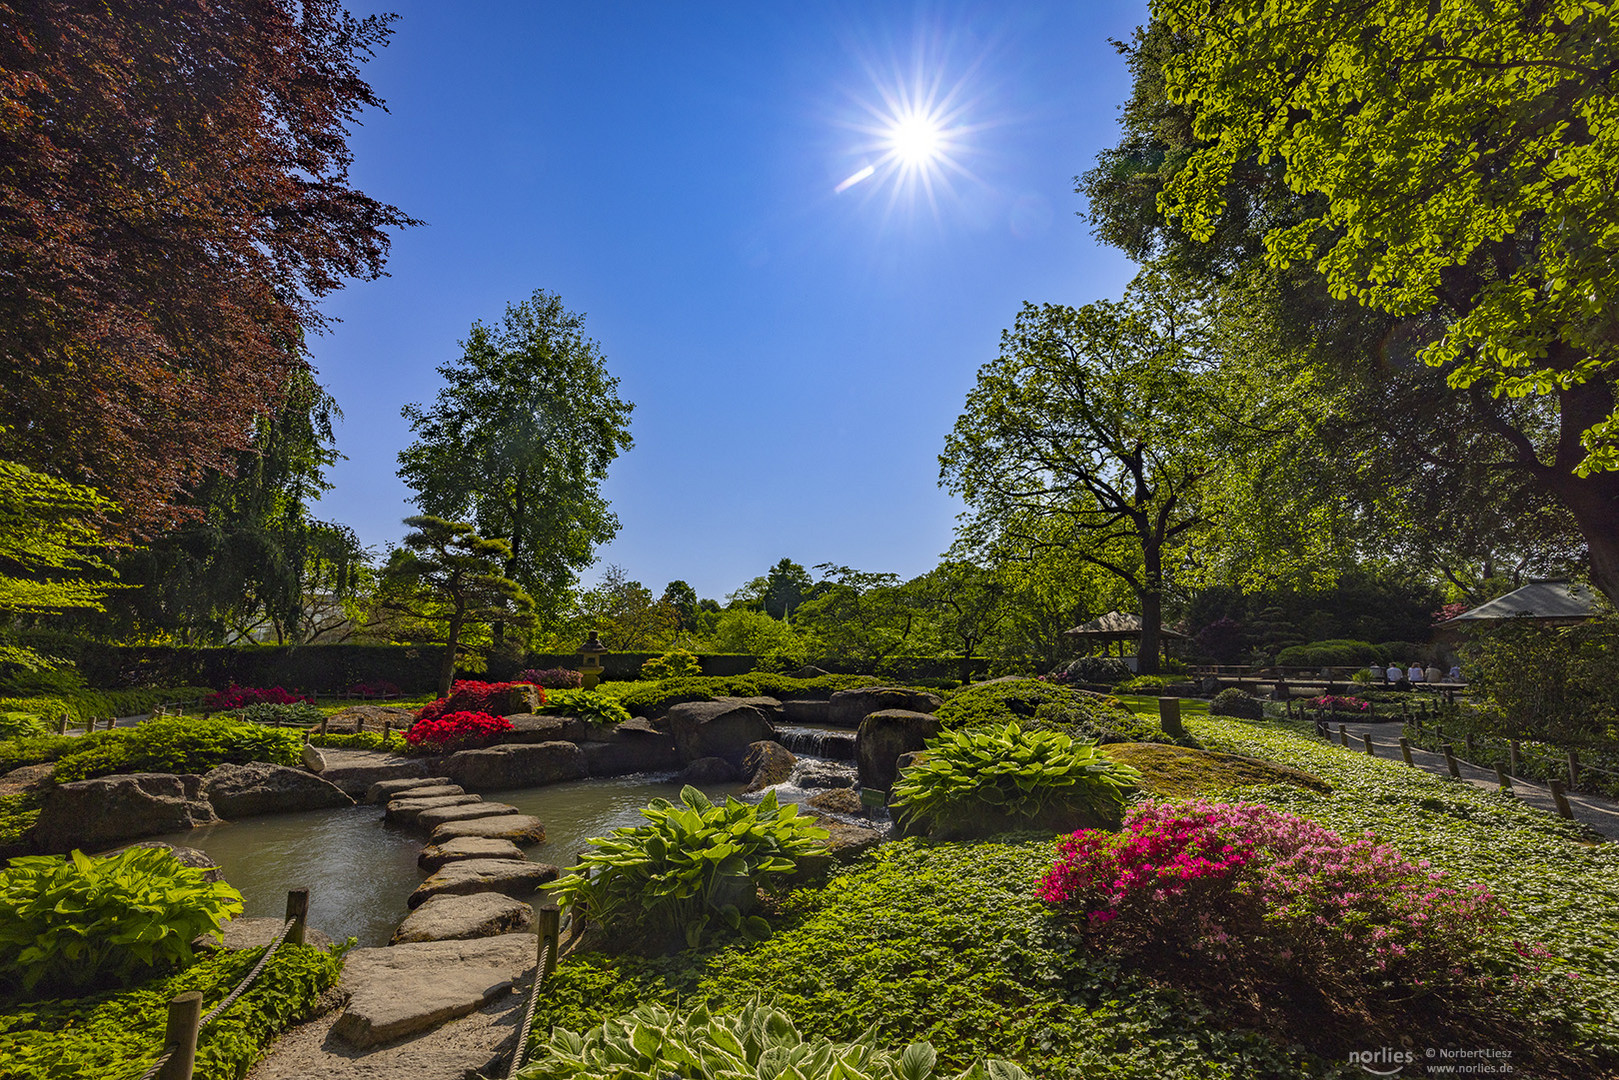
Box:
437;611;464;699
1553;474;1619;607
1136;540;1163;675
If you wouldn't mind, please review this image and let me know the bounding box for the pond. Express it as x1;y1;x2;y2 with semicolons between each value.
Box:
150;763;860;947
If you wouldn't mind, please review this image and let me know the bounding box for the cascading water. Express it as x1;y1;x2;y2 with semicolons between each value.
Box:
775;725;856;760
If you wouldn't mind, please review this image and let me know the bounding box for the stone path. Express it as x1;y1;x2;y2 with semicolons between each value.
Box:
1327;720;1619;840
247;774;557;1080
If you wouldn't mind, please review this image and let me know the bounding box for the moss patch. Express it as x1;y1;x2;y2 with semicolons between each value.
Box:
1106;742;1330;799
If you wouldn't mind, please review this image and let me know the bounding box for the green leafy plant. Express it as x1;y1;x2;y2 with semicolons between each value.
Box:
1210;688;1264;720
0;847;243;995
891;723;1141;838
640;648;702;681
539;689;633;727
0;792;43;848
517;1000;1031;1080
238;701;325;728
547;786;829;949
0;711;46;740
48;717;302;783
937;678;1170;744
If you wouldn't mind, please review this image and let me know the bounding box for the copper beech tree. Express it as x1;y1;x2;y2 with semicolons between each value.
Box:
0;0;417;532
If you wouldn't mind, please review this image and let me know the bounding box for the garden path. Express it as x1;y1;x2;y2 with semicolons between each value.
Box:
1330;720;1619;841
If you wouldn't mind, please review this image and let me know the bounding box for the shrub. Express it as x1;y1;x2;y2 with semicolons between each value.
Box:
49;718;303;783
345;680;400;697
309;730;409;754
405;710;511;752
1276;639;1386;668
547;786;828;949
515;1000;1031;1080
639;649;701;681
538;689;632;727
1467;619;1619;745
1038;799;1509;1012
201;684;311;711
1304;694;1370;714
892;723;1140;838
416;680;544;724
1057;656;1132;685
937;679;1171;744
518;667;585;690
1209;687;1263;720
0;847;242;995
237;701;324;728
614;674;877;717
0;712;47;740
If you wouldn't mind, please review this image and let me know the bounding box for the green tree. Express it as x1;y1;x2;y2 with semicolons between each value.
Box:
577;565;678;652
794;565;916;663
940;274;1231;674
1090;0;1619;603
398;290;634;628
661;580;699;632
913;561;1008;682
762;558;812;621
376;516;534;697
701;608;806;660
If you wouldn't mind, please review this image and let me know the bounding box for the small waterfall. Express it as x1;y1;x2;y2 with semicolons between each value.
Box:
777;726;856;761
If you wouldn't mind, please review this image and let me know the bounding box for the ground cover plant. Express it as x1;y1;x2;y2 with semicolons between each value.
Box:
237;701;325;728
1101;742;1329;800
891;722;1139;838
936;679;1172;745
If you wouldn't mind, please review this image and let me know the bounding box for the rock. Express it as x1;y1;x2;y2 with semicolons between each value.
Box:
739;741;797;793
795;761;856;789
614;716;661;736
201;762;354;818
318;751;431;796
393;892;535;943
787;665;830;679
331;934;537;1048
197;916;334;952
407;858;560;908
384;783;465;801
828;687;943;728
418;836;526;872
367;775;453;805
384;794;484;826
805;788;865;816
99;840;223;881
673;756;736;784
33;773;219;853
441;742;587;792
503;714;588;744
581;733;681;776
781;699;831;725
732;695;784;723
811;815;886;860
429;814;546;845
325;704;415;734
301;742;326;773
665;699;776;766
413;802;520;832
856;710;942;792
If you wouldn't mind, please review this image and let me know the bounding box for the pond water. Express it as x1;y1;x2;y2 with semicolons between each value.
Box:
149;770;793;947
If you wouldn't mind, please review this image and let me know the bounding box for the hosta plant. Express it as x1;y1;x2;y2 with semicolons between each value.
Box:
547;786;828;949
517;1000;1031;1080
238;701;325;728
890;722;1140;838
538;689;632;727
0;847;243;995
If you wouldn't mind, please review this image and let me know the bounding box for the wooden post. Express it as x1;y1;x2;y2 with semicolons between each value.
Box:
285;888;309;946
1399;737;1414;767
1548;779;1574;820
1568;748;1580;788
157;991;203;1080
1495;764;1513;794
1338;724;1350;748
1362;733;1375;756
1158;697;1185;739
1441;743;1461;779
354;715;363;735
1464;732;1476;760
58;716;68;735
381;720;392;744
1510;739;1522;777
106;717;116;731
538;904;561;983
317;718;328;737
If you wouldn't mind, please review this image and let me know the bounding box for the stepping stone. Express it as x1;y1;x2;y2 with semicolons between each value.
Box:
392;892;535;943
418;836;526;872
384;794;482;825
429;814;545;845
318;751;430;796
407;858;560;908
389;784;465;801
368;775;452;804
413;802;519;832
331;934;537;1048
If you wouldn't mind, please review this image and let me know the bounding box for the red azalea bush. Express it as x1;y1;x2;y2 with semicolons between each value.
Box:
415;680;546;724
1305;694;1371;713
1039;800;1504;996
516;667;584;690
347;680;400;698
405;710;512;751
202;684;310;711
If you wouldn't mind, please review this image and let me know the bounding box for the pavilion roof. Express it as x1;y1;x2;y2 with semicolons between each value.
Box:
1062;611;1188;638
1442;581;1600;623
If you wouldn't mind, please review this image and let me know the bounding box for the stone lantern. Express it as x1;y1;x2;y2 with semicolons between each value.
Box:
577;630;609;690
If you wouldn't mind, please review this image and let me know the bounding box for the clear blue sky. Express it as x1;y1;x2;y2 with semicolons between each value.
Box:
309;1;1144;602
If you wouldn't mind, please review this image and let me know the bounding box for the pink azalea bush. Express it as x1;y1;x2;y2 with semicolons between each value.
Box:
1305;694;1370;713
516;667;584;690
405;710;512;751
1039;799;1504;995
202;684;310;711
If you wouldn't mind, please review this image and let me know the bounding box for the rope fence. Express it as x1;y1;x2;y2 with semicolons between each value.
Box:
136;888;310;1080
505;905;562;1079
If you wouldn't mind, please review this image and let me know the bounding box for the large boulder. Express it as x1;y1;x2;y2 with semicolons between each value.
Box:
407;858;560;908
331;934;537;1048
580;722;681;776
856;710;941;791
673;757;736;784
503;714;588;744
318;749;431;796
393;892;535;944
739;741;797;793
805;788;864;816
666;699;776;766
781;699;831;725
33;773;219;853
827;687;943;729
441;741;587;791
201;762;354;818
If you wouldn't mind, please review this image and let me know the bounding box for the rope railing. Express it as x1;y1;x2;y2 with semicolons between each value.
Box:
504;905;562;1079
136;888;310;1080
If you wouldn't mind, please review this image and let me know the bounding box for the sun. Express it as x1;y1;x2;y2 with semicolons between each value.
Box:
832;56;984;208
886;109;945;168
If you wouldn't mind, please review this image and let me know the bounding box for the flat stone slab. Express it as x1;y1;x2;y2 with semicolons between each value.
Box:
413;802;520;832
384;794;483;825
331;934;536;1048
318;751;431;797
407;858;560;908
418;837;526;872
389;784;465;801
429;814;545;845
393;892;535;943
368;776;452;805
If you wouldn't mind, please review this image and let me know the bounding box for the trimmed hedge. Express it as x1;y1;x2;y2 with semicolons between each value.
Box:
615;674;879;717
1275;640;1386;668
936;679;1179;745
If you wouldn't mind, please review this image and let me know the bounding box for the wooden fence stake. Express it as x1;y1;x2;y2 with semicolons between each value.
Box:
381;720;392;744
1568;748;1580;788
1464;732;1476;760
538;904;561;981
1442;743;1461;779
1548;779;1574;820
1157;697;1185;739
285;888;309;946
157;991;203;1080
1362;733;1375;756
1399;737;1414;767
1510;739;1522;777
1338;724;1350;748
1495;765;1513;794
57;716;68;735
317;719;328;737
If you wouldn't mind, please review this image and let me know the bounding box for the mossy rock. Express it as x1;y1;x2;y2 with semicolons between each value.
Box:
1105;742;1330;799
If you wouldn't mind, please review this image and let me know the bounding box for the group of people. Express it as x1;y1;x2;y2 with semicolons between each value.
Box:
1374;661;1462;685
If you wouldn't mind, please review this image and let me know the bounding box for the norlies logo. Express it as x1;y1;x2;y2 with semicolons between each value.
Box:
1349;1048;1415;1076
